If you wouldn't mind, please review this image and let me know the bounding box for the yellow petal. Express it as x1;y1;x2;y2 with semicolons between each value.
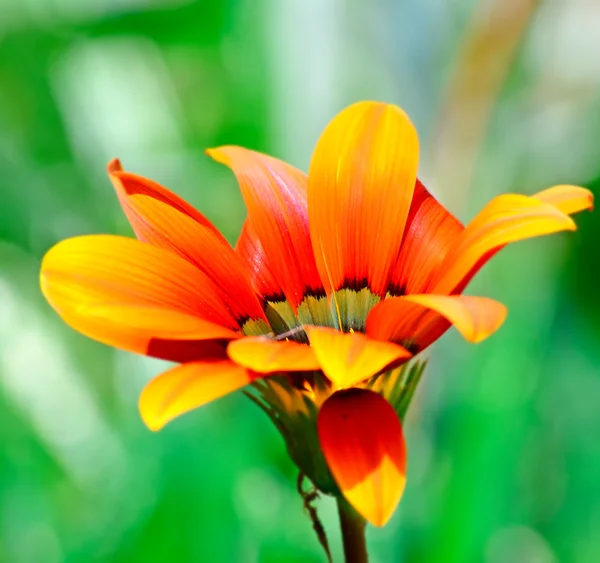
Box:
139;360;253;431
304;326;411;389
227;337;320;373
433;194;575;294
533;184;594;215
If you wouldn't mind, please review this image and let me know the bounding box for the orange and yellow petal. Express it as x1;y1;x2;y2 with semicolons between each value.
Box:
108;160;265;321
207;146;321;307
390;179;464;295
432;194;576;295
139;360;255;431
304;326;411;389
367;294;506;350
317;389;407;527
308;101;419;296
108;158;222;236
41;235;240;357
533;184;594;215
227;337;320;373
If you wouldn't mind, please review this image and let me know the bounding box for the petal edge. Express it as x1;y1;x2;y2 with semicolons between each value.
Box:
318;389;407;526
139;360;254;431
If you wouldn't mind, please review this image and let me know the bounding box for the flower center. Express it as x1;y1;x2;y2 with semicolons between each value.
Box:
242;287;382;341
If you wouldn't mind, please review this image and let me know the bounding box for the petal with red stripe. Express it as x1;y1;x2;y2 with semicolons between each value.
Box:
41;235;240;360
207;147;321;307
318;389;407;526
108;160;265;321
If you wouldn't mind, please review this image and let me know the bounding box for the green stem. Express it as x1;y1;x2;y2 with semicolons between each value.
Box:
336;497;368;563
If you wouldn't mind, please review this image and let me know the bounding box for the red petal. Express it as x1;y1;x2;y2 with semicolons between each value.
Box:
207;147;322;307
304;326;411;388
318;389;407;526
139;360;255;431
390;180;464;294
108;160;265;321
308;102;419;295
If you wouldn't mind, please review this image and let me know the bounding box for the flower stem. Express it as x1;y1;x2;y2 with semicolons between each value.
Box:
336;497;368;563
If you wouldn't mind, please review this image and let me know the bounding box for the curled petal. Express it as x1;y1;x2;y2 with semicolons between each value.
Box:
308;101;419;295
139;360;255;431
318;389;407;526
367;294;506;349
227;337;320;373
432;194;576;294
304;326;411;388
533;184;594;215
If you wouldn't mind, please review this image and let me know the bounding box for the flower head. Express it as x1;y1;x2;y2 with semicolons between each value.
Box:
40;101;592;527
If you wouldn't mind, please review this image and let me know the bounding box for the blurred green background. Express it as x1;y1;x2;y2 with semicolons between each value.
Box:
0;0;598;561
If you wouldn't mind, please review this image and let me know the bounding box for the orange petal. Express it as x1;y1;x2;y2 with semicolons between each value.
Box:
235;220;283;300
41;235;239;357
108;160;265;321
207;147;322;307
139;360;255;431
533;184;594;215
227;337;320;373
318;389;407;526
108;158;221;235
432;194;576;294
367;294;506;349
308;101;419;296
390;179;464;295
304;326;411;389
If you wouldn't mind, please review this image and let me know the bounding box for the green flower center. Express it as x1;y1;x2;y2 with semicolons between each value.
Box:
241;287;382;340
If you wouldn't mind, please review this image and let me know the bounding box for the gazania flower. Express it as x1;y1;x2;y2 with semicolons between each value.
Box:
40;102;592;534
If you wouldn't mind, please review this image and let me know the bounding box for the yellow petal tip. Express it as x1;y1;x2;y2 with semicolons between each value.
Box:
205;146;231;166
534;184;594;216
